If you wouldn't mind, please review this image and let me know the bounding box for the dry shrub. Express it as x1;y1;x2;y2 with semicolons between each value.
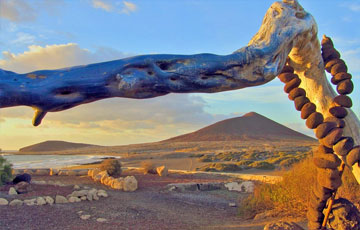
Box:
100;158;122;177
338;166;360;204
141;161;157;174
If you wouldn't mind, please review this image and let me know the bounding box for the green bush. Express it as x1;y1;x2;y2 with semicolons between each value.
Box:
100;158;122;177
0;156;12;185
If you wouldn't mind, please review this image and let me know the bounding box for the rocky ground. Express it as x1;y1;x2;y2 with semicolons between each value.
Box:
0;171;307;230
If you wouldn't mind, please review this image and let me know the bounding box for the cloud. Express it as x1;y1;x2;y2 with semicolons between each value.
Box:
92;0;113;12
0;43;130;73
342;3;360;12
11;32;36;45
0;0;37;22
92;0;137;14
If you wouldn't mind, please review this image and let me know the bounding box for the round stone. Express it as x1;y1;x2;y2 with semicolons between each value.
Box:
313;153;341;169
313;183;333;201
325;59;345;73
333;95;352;108
322;47;340;62
284;78;301;94
301;102;316;119
329;106;348;119
278;72;297;83
321;36;334;47
317;145;334;155
333;137;354;156
346;146;360;166
317;168;342;190
306;112;324;129
331;72;352;85
320;128;343;148
330;63;348;76
288;88;306;100
280;65;294;74
315;122;337;139
337;79;354;95
294;96;310;111
324;117;345;128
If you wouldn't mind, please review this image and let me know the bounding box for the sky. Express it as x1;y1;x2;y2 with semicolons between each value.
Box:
0;0;359;150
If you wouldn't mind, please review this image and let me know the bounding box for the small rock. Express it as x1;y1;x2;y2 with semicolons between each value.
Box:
8;187;18;195
112;178;124;190
45;196;54;205
123;176;138;192
156;165;168;177
12;173;31;184
0;198;9;205
73;185;80;190
9;199;23;206
97;190;108;198
264;221;304;230
15;181;31;194
80;215;91;220
96;218;107;223
80;196;87;201
71;190;88;197
229;202;237;207
55;195;68;204
24;199;36;206
36;197;47;206
68;196;81;203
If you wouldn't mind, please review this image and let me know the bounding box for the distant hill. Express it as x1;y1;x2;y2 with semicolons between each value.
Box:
19;140;99;152
162;112;316;143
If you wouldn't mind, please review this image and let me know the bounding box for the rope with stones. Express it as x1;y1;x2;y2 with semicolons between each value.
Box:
277;35;360;230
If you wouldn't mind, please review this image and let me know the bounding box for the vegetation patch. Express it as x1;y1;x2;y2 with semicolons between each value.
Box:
0;156;12;185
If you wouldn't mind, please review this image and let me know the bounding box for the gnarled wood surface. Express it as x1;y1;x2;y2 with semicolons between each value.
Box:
0;0;359;182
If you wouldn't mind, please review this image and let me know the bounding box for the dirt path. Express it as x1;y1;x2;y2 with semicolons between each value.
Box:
0;172;305;230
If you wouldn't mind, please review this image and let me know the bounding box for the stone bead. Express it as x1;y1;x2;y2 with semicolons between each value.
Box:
313;182;333;201
333;137;354;156
309;189;327;211
337;79;353;95
325;59;345;73
284;78;301;94
319;128;343;148
313;153;341;169
278;72;297;83
315;122;337;139
333;95;352;108
317;145;334;155
294;96;310;111
331;72;352;85
288;88;306;100
322;47;340;62
321;36;334;47
346;146;360;166
301;102;316;119
330;62;347;76
329;106;348;119
317;168;342;190
306;112;324;129
280;65;294;74
324;117;345;128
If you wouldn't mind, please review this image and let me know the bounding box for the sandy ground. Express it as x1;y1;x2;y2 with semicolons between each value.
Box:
0;171;307;230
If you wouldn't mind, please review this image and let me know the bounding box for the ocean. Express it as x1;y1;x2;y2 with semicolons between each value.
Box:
1;154;120;169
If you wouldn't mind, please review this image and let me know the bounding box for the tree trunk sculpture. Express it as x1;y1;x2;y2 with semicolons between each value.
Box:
0;1;359;181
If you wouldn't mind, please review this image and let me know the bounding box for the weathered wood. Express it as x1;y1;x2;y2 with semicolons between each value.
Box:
0;0;359;182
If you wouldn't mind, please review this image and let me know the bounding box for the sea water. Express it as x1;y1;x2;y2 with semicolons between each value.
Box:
1;154;120;169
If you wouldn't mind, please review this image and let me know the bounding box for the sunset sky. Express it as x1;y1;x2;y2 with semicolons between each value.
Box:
0;0;359;150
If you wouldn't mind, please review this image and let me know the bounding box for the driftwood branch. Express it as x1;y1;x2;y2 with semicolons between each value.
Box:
1;1;360;181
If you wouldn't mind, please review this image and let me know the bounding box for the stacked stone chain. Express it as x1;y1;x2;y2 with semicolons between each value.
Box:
278;36;360;230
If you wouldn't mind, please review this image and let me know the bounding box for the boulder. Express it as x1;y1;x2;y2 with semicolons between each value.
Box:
24;199;36;206
71;190;89;197
80;196;87;201
15;181;31;194
97;190;108;198
112;177;125;190
9;199;23;206
45;196;54;205
55;195;68;204
12;173;31;184
68;196;81;203
8;187;17;195
123;176;138;192
327;198;360;230
0;198;9;205
87;189;98;201
156;165;168;177
264;221;304;230
36;197;46;206
73;185;80;190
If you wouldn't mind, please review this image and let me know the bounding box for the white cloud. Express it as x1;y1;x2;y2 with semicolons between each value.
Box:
11;32;36;45
0;0;37;22
91;0;137;14
0;43;129;73
92;0;113;12
342;3;360;12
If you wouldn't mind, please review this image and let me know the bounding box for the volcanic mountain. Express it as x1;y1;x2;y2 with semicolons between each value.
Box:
19;140;99;152
163;112;316;142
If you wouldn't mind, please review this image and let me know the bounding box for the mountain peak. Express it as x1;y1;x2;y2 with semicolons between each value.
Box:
242;112;261;117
